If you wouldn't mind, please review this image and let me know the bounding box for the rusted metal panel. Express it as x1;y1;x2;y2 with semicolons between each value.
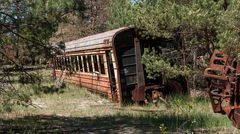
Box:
135;38;145;87
131;38;146;102
204;49;229;80
131;86;145;102
204;49;240;128
115;36;137;100
131;84;165;102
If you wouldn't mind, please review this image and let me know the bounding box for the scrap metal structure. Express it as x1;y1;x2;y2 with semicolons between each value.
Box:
53;27;187;104
204;49;240;128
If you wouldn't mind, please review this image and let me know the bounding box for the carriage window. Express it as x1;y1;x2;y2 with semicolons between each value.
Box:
67;57;70;71
75;56;79;71
78;56;83;72
69;56;73;71
71;57;75;72
88;55;93;73
71;56;76;71
93;55;99;72
61;57;65;70
66;57;69;70
99;55;105;74
64;57;68;70
83;55;88;72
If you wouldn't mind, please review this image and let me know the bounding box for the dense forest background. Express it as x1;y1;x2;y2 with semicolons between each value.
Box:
0;0;240;107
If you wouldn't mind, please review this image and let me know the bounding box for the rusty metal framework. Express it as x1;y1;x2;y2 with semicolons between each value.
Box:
204;49;240;128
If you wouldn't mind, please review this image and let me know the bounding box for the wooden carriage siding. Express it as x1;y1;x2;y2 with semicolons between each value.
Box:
53;27;132;103
54;54;113;99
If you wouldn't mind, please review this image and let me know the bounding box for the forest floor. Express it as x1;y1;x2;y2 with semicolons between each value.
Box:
0;70;239;133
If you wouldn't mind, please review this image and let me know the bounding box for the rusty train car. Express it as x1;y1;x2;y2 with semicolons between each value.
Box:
53;27;186;103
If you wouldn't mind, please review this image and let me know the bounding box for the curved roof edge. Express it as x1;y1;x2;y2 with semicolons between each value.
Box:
65;27;131;52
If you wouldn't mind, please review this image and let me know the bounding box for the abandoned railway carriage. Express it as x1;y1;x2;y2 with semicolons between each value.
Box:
53;27;186;103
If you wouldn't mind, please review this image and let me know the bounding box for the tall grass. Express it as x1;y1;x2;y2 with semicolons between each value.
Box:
164;95;232;130
0;69;56;113
117;95;233;132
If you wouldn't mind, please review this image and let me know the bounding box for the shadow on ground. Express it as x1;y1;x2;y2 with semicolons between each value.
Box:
0;113;231;133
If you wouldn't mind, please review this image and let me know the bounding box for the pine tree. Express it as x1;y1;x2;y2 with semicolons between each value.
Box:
107;0;240;90
0;0;84;109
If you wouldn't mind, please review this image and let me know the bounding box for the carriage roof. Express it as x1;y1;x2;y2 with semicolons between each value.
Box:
65;27;130;52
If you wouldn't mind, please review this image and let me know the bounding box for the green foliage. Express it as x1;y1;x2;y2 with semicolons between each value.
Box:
18;72;42;84
108;0;222;43
159;123;168;133
0;1;84;110
217;0;240;56
0;0;83;65
108;0;240;53
0;84;31;113
163;95;232;131
0;69;60;113
108;0;240;85
142;48;191;79
107;0;133;29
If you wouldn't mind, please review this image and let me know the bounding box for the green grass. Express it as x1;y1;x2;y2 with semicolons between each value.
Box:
0;69;238;133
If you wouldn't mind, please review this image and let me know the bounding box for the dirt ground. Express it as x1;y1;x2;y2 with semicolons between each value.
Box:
0;86;162;133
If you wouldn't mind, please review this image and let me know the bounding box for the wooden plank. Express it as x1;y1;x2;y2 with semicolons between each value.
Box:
64;78;110;91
